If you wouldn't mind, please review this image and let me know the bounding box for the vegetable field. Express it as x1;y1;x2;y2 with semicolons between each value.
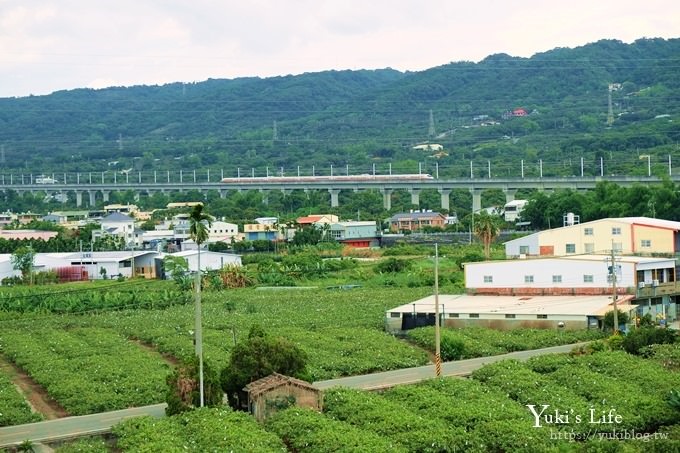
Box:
0;286;431;420
0;326;171;415
0;368;41;426
407;326;606;360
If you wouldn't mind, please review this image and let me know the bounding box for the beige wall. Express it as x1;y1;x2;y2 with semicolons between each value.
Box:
631;224;675;254
535;220;676;256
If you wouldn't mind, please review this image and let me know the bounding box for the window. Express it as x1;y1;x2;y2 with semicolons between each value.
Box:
505;314;516;319
565;243;576;254
584;243;595;253
641;239;651;248
519;245;530;254
483;275;493;283
584;227;593;236
613;242;623;253
552;275;562;283
583;275;594;283
612;227;621;235
448;313;459;318
537;314;548;319
390;312;401;318
469;313;480;318
524;275;534;283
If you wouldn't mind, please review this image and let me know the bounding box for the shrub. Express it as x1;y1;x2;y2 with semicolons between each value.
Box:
607;335;624;350
622;328;677;355
375;258;412;273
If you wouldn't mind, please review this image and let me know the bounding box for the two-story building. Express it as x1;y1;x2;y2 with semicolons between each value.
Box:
388;211;447;232
329;221;380;248
92;212;142;247
243;222;281;242
505;217;680;258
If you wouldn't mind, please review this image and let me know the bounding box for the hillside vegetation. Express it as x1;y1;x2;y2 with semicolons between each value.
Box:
0;38;678;178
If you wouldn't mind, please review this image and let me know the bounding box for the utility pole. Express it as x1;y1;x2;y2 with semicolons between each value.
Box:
608;242;619;334
434;243;441;377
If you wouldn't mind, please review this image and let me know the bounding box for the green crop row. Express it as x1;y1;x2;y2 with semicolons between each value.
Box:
266;407;405;452
407;326;605;360
0;327;171;415
112;408;286;452
0;281;190;314
0;369;42;426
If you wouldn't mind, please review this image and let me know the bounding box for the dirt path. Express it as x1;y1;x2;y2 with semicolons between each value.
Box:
0;356;69;420
129;338;181;367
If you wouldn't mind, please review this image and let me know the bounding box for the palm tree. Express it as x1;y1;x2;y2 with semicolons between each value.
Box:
473;212;501;259
189;204;212;407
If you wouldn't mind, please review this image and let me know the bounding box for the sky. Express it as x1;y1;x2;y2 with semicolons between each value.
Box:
1;0;678;98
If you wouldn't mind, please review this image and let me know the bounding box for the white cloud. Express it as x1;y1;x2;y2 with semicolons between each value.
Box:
0;0;678;97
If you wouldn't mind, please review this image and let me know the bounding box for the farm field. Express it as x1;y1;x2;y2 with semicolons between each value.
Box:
0;281;633;423
48;347;680;452
407;325;607;360
0;365;42;427
0;285;432;417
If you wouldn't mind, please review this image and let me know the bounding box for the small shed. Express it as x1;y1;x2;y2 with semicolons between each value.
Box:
243;373;322;422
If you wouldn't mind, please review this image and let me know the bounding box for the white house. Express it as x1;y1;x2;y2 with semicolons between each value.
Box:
168;250;241;273
208;220;239;243
92;212;141;247
464;255;676;295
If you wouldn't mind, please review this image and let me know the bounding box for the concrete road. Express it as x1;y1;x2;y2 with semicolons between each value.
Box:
0;403;166;448
313;342;586;390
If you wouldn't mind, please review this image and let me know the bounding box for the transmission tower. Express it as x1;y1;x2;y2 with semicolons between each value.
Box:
607;84;614;126
428;109;435;138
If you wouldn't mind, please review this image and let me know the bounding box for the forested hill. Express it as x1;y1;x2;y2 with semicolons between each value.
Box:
1;37;679;176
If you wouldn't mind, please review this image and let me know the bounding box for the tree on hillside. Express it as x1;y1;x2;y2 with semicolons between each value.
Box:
221;325;309;410
11;246;35;283
473;212;502;259
188;203;213;408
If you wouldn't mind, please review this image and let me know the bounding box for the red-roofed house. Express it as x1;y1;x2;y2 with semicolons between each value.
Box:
295;214;339;226
512;108;528;117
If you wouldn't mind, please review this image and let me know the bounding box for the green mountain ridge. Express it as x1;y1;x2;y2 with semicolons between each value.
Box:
0;37;679;175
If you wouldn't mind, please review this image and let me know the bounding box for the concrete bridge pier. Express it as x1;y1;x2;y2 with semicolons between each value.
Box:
102;191;110;203
260;189;269;205
504;189;517;203
75;191;83;207
219;189;227;199
470;188;483;213
409;188;420;206
439;189;451;211
381;188;392;211
329;189;340;208
88;190;96;207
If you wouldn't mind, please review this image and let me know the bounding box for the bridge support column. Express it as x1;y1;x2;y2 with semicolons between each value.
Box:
281;189;292;197
329;189;340;208
504;189;517;203
381;189;393;211
88;190;96;207
439;189;451;211
470;188;482;213
260;189;269;205
75;191;83;207
219;189;227;199
409;188;421;206
102;191;110;203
